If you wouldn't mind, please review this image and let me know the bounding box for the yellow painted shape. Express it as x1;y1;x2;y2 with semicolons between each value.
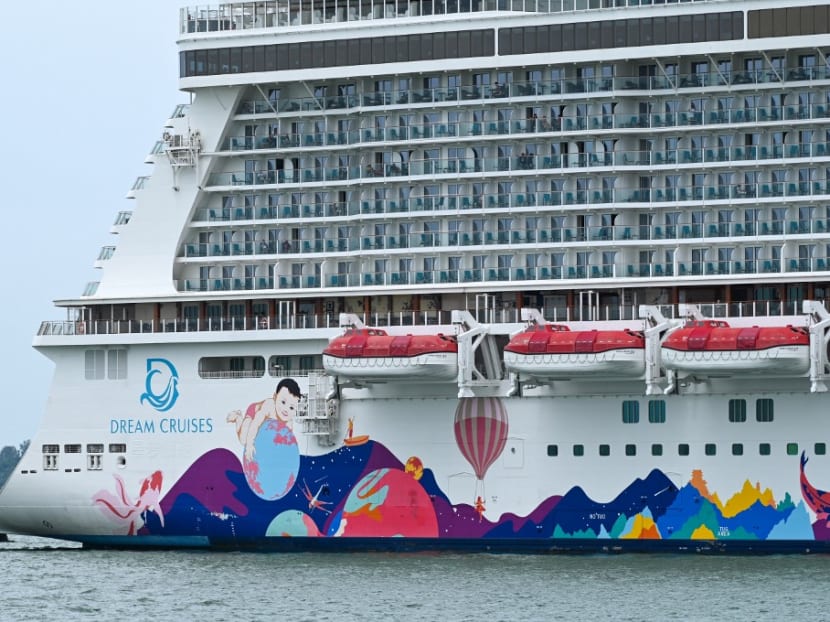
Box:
620;513;662;540
690;524;715;540
721;480;777;518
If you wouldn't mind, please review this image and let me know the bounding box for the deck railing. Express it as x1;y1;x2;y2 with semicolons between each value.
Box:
37;300;818;338
181;0;716;34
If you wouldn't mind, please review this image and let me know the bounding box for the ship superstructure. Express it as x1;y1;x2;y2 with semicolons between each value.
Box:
3;0;830;551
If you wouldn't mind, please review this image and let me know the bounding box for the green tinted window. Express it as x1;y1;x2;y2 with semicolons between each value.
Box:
622;401;640;424
728;399;747;422
756;398;774;422
648;400;666;423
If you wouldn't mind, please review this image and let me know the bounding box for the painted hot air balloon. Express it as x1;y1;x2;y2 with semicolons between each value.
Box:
453;397;509;480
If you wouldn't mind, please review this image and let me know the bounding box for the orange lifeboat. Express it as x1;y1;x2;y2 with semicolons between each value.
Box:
661;320;810;375
323;328;458;381
503;324;646;378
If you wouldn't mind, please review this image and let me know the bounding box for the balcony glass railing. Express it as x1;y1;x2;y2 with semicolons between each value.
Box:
197;183;830;225
234;67;830;118
207;144;830;189
225;103;830;154
39;297;818;341
151;252;830;295
179;217;830;265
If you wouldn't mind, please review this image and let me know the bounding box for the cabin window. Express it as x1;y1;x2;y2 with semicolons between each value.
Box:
599;444;610;456
87;444;104;471
42;444;59;471
705;443;717;456
756;398;774;422
199;356;266;379
86;349;127;380
651;444;663;456
108;444;127;453
546;444;558;457
759;443;771;456
678;443;690;456
64;444;81;454
625;444;636;456
787;442;799;456
622;400;639;423
84;349;106;380
107;349;128;380
816;443;827;456
728;399;747;422
648;400;666;423
270;356;292;374
732;443;743;456
268;355;323;376
573;444;584;457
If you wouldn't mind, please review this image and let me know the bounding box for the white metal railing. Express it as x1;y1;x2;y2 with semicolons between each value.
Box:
198;369;265;378
37;300;821;338
181;0;718;33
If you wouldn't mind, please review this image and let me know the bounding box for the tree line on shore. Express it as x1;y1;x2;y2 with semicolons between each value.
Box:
0;441;28;488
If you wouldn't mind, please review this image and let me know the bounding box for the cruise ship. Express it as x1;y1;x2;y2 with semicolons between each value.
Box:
3;0;830;551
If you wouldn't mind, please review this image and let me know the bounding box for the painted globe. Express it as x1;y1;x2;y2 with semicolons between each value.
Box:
335;468;438;537
243;418;299;500
266;510;321;537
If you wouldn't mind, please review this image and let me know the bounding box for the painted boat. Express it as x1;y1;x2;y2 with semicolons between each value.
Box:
323;328;458;381
503;324;646;378
661;320;810;375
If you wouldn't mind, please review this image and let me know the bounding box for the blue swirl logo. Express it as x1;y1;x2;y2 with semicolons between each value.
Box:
140;358;180;412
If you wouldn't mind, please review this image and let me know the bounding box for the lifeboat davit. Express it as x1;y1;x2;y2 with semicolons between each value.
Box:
661;320;810;375
503;324;646;378
322;328;458;381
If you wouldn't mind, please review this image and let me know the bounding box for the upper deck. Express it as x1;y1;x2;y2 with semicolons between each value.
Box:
180;0;721;34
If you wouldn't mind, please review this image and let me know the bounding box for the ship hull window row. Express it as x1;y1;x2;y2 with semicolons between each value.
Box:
180;9;750;78
181;30;495;77
499;11;743;56
749;5;830;39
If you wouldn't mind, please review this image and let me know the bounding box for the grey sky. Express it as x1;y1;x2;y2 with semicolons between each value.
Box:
0;2;181;446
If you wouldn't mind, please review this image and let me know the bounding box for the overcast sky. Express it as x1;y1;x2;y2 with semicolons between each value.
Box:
0;2;181;447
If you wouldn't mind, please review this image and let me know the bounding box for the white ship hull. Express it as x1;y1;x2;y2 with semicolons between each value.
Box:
1;324;829;553
9;0;830;553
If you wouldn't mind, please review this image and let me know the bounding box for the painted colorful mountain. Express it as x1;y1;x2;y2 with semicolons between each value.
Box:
141;441;813;543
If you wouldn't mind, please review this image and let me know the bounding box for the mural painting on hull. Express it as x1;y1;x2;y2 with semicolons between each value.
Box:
93;471;165;535
226;378;302;500
98;391;821;543
800;450;830;540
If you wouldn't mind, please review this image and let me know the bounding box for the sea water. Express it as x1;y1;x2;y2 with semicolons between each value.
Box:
0;535;824;621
